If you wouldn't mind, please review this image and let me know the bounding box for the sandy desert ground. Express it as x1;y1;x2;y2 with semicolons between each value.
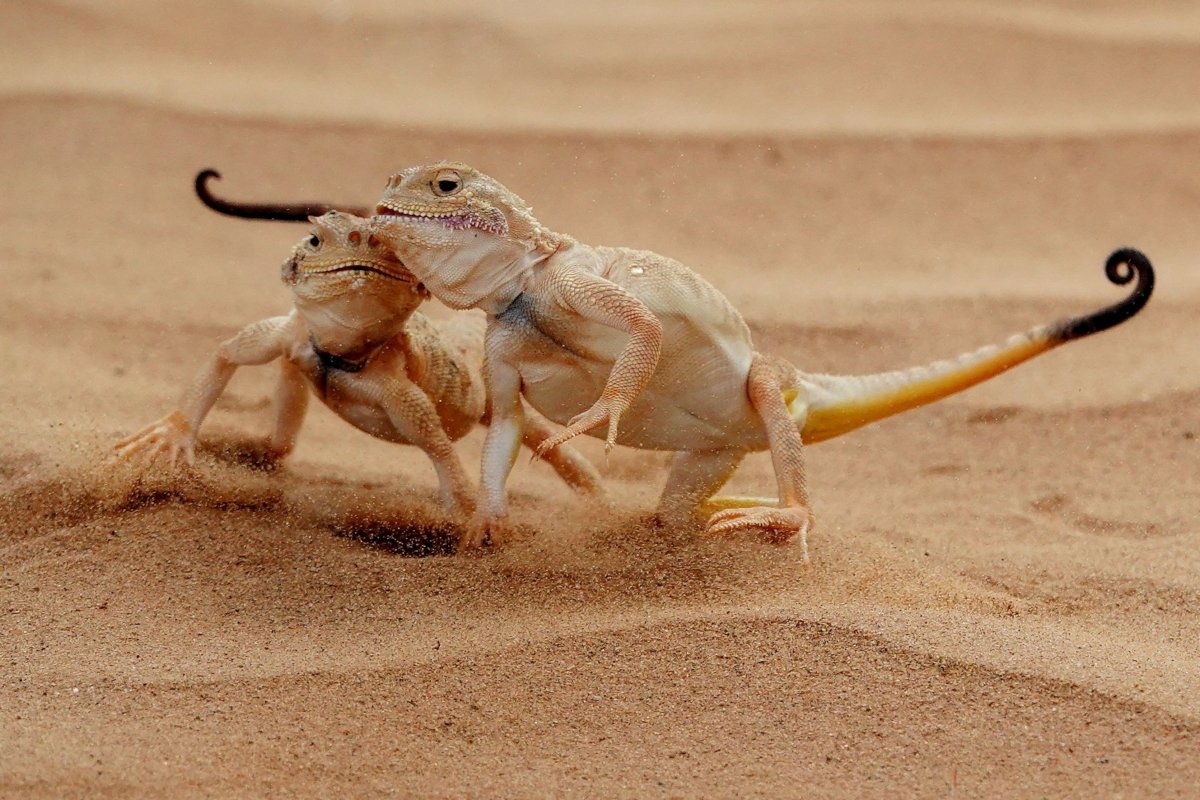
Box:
2;0;1200;797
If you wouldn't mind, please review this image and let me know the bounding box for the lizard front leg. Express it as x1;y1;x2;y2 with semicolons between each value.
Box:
470;330;527;550
113;316;294;468
372;377;476;523
534;265;663;455
655;448;746;528
705;354;813;561
260;358;310;463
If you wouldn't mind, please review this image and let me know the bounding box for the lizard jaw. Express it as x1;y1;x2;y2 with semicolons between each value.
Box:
376;201;508;236
295;253;418;284
304;264;410;281
376;203;468;227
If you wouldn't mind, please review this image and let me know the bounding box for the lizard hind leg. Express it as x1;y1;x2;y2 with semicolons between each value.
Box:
655;448;746;529
704;354;813;562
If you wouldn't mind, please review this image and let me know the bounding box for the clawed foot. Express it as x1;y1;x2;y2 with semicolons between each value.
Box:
458;512;505;553
534;398;626;457
705;505;813;563
111;411;196;469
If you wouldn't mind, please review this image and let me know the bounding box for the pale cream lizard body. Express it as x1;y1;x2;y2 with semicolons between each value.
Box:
196;166;1154;560
114;211;603;531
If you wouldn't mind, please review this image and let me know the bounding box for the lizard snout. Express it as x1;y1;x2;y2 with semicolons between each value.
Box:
280;255;300;285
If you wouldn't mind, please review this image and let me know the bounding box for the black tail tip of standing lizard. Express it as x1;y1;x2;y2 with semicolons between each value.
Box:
1052;248;1155;342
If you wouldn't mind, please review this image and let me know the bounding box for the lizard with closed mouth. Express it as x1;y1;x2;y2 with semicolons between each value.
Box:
114;206;603;532
195;165;1154;560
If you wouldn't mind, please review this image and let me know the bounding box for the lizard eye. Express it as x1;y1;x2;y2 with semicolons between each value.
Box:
431;170;462;196
308;235;320;247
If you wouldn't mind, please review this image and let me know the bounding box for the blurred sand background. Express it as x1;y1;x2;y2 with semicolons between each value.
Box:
2;0;1199;796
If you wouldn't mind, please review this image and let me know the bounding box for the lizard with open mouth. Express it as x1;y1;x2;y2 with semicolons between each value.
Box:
195;165;1154;561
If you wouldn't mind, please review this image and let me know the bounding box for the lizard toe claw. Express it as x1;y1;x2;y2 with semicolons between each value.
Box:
704;505;813;562
536;400;625;456
603;410;623;452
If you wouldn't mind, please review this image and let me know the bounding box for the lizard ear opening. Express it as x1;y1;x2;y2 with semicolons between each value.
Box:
347;230;362;246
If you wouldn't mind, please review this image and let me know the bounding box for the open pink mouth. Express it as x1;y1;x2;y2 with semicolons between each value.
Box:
375;206;472;230
375;203;507;235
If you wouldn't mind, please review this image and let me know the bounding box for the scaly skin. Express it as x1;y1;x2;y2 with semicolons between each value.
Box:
113;211;603;548
197;165;1155;560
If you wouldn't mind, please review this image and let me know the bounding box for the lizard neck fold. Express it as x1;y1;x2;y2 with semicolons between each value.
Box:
469;231;570;316
292;296;412;364
411;244;543;316
373;218;550;316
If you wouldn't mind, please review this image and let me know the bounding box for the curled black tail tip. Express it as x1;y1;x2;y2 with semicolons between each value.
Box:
195;169;221;200
192;167;367;221
1055;247;1155;341
1104;247;1152;286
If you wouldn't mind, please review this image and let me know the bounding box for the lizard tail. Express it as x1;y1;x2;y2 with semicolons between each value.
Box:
794;248;1154;444
194;169;372;221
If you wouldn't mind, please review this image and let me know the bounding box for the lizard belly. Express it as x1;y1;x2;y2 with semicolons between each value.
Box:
515;247;769;451
325;391;417;444
514;314;764;451
287;349;422;446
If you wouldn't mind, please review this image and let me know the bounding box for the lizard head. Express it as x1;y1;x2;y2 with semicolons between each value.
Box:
283;211;430;351
374;162;553;246
372;163;567;313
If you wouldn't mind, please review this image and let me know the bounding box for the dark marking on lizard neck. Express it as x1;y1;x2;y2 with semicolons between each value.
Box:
312;345;370;374
308;337;378;398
